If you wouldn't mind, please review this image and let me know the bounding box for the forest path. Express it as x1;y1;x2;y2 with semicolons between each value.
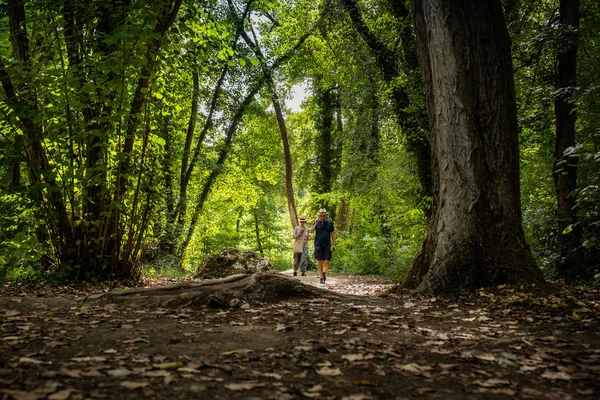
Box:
1;280;599;399
279;269;394;296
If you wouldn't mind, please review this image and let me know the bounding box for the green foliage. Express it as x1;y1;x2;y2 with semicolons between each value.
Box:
0;194;45;284
1;0;599;286
142;253;188;279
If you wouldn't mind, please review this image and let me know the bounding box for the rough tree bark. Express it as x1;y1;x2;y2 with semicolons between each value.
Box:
554;0;583;282
400;0;543;295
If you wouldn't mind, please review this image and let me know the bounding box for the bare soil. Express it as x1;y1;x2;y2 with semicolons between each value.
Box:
1;271;599;400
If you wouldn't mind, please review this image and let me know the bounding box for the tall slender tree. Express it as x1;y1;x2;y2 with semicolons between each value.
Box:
554;0;583;282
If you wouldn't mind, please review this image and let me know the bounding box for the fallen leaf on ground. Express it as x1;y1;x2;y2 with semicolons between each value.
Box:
224;382;266;391
341;395;374;400
301;392;321;399
152;362;183;370
474;353;496;361
541;370;572;380
59;368;82;378
48;389;72;400
341;354;365;362
251;371;282;380
316;367;342;376
0;390;43;400
120;381;149;390
143;370;171;377
275;324;292;332
103;348;118;354
20;357;51;365
71;356;107;363
221;349;253;356
106;368;133;377
474;378;510;388
399;363;433;377
46;341;68;347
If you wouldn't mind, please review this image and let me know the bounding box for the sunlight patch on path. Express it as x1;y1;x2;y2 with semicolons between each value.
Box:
279;269;393;296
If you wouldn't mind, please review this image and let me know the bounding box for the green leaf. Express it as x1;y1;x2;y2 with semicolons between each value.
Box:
582;240;596;249
152;362;183;370
82;83;96;93
153;136;166;147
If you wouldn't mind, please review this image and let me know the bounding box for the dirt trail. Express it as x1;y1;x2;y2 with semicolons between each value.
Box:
279;269;393;296
1;275;599;400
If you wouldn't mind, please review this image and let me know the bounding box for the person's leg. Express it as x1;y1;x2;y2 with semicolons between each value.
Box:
300;247;307;274
314;246;325;282
322;247;332;282
293;253;301;275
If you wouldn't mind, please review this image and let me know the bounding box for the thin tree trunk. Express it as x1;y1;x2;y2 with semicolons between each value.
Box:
554;0;582;282
239;24;298;229
179;82;263;256
4;0;73;261
10;136;22;189
177;64;229;226
270;81;299;229
314;85;335;214
112;0;182;213
109;0;182;264
174;1;254;227
401;0;542;295
254;209;264;256
178;68;200;224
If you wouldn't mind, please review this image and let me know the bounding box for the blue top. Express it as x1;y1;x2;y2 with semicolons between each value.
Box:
314;219;334;247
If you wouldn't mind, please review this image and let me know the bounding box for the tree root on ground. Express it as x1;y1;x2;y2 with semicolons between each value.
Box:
86;271;354;308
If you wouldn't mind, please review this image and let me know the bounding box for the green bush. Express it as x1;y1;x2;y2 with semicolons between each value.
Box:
0;194;45;284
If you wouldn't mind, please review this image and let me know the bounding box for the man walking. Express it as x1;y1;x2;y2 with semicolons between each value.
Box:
309;208;336;284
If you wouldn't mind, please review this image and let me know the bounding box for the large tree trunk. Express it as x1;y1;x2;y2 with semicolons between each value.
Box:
554;0;583;283
401;0;542;295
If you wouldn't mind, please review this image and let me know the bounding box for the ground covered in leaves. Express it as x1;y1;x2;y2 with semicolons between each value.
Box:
1;272;599;400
